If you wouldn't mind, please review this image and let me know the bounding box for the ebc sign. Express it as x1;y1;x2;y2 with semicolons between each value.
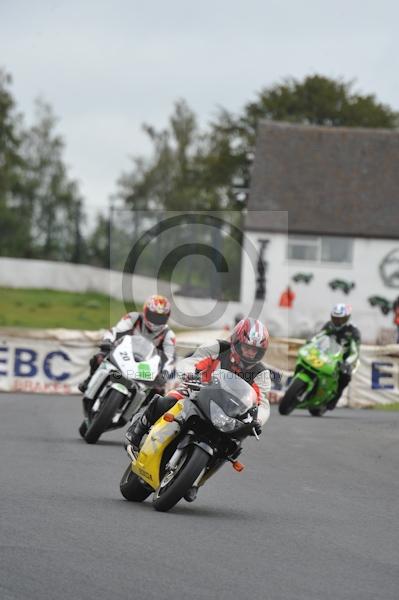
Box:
371;361;395;390
0;346;71;381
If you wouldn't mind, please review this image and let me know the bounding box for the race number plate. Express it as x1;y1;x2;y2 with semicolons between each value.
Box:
137;362;152;380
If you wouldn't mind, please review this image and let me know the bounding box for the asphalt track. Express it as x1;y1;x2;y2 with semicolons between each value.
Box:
1;393;398;600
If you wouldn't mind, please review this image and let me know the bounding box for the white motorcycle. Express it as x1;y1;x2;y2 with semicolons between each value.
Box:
79;335;162;444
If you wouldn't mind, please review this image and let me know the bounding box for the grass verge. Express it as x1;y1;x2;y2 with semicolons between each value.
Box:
371;402;399;411
0;287;135;330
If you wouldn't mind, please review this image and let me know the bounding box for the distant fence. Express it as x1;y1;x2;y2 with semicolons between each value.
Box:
0;327;398;406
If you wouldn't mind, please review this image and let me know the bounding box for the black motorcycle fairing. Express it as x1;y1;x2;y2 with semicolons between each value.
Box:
195;369;257;427
195;389;253;435
175;409;243;465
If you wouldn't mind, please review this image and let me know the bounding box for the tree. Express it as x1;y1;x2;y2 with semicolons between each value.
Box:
117;99;233;213
86;213;110;268
115;100;246;296
215;74;397;149
0;71;87;262
21;99;87;262
0;69;29;257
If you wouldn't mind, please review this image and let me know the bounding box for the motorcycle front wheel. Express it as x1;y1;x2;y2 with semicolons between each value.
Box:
152;446;209;512
308;406;327;417
279;378;308;415
120;465;152;502
78;420;88;438
84;390;123;444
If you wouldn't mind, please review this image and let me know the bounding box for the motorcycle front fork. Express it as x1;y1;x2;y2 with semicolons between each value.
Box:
165;435;242;490
82;396;94;417
197;445;242;488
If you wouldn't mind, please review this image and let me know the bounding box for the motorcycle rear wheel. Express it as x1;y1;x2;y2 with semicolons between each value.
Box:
152;446;209;512
120;464;152;502
279;378;307;415
84;390;123;444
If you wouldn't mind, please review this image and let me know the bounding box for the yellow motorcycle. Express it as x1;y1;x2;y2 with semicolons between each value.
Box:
120;369;260;512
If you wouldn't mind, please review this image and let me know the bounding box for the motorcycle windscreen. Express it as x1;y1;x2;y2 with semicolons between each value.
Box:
314;335;343;357
199;368;257;418
130;336;156;361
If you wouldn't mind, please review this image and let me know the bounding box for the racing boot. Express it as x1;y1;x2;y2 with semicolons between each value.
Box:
125;414;150;452
79;353;104;393
326;394;340;411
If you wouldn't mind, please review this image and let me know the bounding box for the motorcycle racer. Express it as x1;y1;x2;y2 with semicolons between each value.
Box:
314;303;361;409
79;295;176;394
126;318;271;463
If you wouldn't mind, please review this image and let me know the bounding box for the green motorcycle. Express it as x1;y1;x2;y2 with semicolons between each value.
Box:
279;334;344;417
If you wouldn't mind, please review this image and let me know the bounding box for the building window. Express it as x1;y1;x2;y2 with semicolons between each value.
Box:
321;237;353;263
287;235;353;264
287;236;319;262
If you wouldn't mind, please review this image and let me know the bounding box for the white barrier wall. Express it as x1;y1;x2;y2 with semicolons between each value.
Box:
0;328;398;406
0;257;178;303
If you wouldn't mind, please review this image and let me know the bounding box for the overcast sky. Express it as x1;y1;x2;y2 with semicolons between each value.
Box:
1;0;398;220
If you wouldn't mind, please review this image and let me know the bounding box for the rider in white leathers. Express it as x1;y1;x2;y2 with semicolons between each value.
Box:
79;295;176;394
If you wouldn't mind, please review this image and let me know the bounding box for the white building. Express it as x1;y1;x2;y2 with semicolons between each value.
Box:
241;122;399;343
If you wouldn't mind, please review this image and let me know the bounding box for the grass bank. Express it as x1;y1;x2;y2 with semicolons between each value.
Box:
0;287;134;330
371;402;399;411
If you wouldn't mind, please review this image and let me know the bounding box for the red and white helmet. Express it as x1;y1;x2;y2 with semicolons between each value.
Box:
231;317;269;366
143;295;171;333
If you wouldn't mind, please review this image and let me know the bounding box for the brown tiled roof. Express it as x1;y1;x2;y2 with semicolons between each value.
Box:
246;121;399;238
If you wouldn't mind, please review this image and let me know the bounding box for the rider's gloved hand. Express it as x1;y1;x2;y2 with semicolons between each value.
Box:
99;341;113;353
181;372;202;385
95;353;106;365
238;419;262;437
238;405;262;436
251;420;262;436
